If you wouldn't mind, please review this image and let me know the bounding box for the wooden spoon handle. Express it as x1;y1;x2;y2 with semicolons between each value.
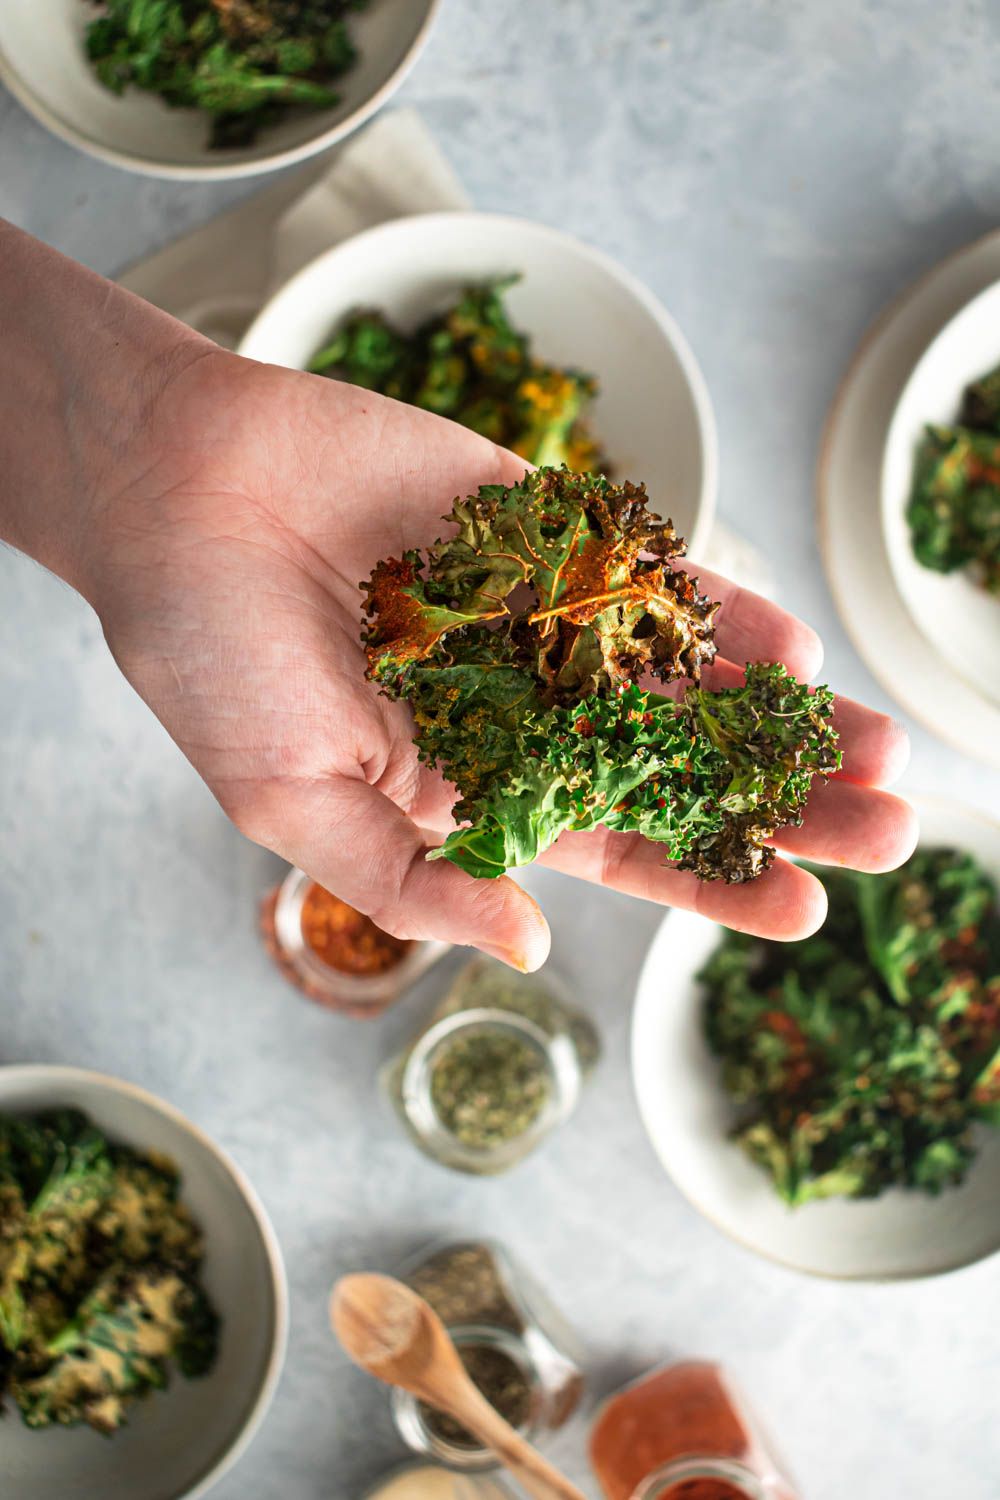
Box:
444;1381;588;1500
329;1272;587;1500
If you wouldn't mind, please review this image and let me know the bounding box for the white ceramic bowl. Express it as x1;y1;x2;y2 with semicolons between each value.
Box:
0;0;439;180
0;1065;288;1500
631;797;1000;1280
881;279;1000;707
238;212;718;556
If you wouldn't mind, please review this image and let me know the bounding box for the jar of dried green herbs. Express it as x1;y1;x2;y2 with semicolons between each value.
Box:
390;1239;586;1472
382;957;600;1175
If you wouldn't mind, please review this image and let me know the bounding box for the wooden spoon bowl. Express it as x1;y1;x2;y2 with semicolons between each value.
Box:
331;1272;587;1500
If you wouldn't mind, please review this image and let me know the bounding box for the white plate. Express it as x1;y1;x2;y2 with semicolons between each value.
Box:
818;231;1000;770
0;0;439;180
631;797;1000;1280
238;211;718;558
881;279;1000;707
0;1066;288;1500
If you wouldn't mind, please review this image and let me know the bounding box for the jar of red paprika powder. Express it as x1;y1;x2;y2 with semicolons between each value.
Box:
260;866;449;1017
589;1362;797;1500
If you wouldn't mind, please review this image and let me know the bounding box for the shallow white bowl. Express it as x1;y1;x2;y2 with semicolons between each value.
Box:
631;797;1000;1281
881;279;1000;707
238;211;718;556
0;1065;288;1500
0;0;439;180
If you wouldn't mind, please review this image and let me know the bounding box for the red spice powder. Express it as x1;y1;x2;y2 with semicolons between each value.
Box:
590;1364;753;1500
300;883;410;976
657;1483;749;1500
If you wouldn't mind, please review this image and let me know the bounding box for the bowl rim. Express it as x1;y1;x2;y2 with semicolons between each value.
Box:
878;275;1000;707
0;0;441;182
815;222;1000;767
0;1062;290;1500
879;275;1000;493
629;793;1000;1284
238;208;719;558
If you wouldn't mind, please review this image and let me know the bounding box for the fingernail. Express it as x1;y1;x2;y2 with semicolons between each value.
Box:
479;942;530;972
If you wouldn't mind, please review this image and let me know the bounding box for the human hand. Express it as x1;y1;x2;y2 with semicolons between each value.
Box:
78;346;915;971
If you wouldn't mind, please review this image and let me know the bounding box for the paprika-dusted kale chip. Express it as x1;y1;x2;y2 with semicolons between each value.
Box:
908;425;1000;594
365;467;719;698
363;467;840;883
701;849;1000;1204
906;357;1000;597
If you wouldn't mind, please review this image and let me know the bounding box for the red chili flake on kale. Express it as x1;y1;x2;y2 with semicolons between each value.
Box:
361;467;839;886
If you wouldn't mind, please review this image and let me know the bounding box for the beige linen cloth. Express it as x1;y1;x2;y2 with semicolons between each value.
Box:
118;108;769;593
119;109;468;347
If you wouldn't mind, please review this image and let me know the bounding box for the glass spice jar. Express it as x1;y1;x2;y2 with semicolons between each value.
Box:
589;1363;797;1500
260;866;449;1017
391;1239;586;1472
381;956;599;1173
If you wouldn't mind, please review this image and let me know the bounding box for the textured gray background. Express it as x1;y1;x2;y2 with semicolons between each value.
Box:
2;2;1000;1497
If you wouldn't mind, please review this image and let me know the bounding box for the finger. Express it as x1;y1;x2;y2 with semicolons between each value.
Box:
682;563;824;683
245;773;551;971
769;780;919;871
539;827;827;941
678;657;910;787
828;692;911;787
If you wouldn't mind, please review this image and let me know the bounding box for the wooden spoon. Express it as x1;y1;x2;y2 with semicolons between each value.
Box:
331;1272;587;1500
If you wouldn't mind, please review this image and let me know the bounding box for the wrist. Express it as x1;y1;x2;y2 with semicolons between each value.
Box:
68;333;223;612
0;220;213;606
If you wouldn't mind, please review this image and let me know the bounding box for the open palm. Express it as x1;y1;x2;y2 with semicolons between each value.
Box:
90;348;916;970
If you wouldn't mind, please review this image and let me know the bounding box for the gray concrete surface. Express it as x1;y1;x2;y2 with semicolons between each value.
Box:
2;2;999;1497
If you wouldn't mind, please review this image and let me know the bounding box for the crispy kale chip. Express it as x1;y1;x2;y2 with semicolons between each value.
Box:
309;280;605;471
365;468;720;696
907;359;1000;595
13;1266;218;1435
363;467;839;883
854;846;999;1006
960;363;1000;433
0;1109;218;1433
0;1110;115;1350
701;849;1000;1204
84;0;365;150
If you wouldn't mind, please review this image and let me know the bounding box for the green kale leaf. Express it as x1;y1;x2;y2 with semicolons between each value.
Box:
363;468;839;884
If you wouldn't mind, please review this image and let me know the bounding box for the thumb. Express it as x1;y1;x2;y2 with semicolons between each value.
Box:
246;774;551;973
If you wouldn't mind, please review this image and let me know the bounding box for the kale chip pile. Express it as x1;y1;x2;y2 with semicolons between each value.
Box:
0;1109;218;1434
310;280;605;471
84;0;368;150
702;849;1000;1204
907;359;1000;595
363;467;840;882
